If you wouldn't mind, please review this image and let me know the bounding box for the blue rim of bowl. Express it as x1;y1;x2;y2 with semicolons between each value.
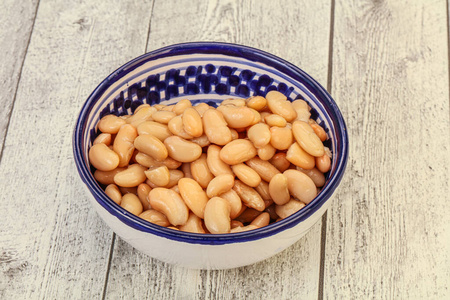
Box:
73;42;348;245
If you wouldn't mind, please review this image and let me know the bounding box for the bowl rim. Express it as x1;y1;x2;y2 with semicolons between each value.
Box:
73;41;348;245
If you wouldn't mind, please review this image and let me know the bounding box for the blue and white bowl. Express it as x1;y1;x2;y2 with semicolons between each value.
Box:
73;42;348;269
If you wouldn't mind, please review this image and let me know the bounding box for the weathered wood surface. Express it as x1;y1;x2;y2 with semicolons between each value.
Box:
324;0;450;299
0;0;449;299
0;0;39;156
105;0;331;299
0;0;154;299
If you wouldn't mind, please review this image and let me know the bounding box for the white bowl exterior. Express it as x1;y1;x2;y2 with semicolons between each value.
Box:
84;183;332;269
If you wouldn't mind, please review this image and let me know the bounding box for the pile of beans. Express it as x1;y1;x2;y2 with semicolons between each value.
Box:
89;91;332;234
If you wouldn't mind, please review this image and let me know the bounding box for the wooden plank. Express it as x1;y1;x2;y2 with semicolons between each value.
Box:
0;0;154;299
105;0;331;299
0;0;39;156
324;0;450;298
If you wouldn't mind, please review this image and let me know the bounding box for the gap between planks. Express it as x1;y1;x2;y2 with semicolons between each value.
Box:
319;0;336;299
0;0;41;165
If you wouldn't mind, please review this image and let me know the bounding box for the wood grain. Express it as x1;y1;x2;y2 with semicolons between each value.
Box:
0;0;154;298
105;0;331;299
323;0;450;298
0;0;39;157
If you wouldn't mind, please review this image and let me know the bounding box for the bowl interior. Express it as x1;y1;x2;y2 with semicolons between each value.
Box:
74;42;348;244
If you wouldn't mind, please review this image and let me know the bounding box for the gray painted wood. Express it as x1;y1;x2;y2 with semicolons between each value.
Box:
104;0;331;299
1;0;449;299
0;0;154;298
0;0;39;156
323;0;450;299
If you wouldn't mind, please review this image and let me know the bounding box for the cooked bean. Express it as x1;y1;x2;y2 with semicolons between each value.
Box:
230;129;239;140
220;139;257;165
179;212;206;233
254;181;271;201
265;91;297;122
144;165;170;187
105;184;122;205
316;154;331;173
283;169;317;204
178;178;208;219
191;154;214;189
119;186;138;195
120;193;143;216
190;134;210;147
91;94;332;234
310;123;327;142
269;126;293;150
93;133;112;146
206;145;233;176
249;108;262;125
265;204;279;220
204;197;231;234
217;105;255;128
247;123;271;148
149;188;189;226
173;99;192;115
193;102;210;117
139;209;170;227
170;185;180;193
297;167;326;187
269;153;291;172
292;121;325;157
202;108;232;145
94;167;126;185
250;212;270;227
161;105;175;112
137;121;172;141
230;220;244;229
127;106;157;127
181;163;193;179
113;124;138;167
135;152;180;169
98;114;126;134
114;164;147;187
257;143;276;161
206;174;235;198
230;225;259;233
245;157;280;182
134;104;151;113
164;136;202;163
246;96;267;111
231;163;261;187
264;114;287;127
153;104;167;110
235;208;261;223
137;183;152;210
166;169;184;188
151;110;176;124
134;134;168;161
168;115;194;139
232;180;265;212
221;98;246;107
269;174;290;205
275;198;306;219
286;142;315;169
89;143;120;171
219;189;243;219
291;100;311;122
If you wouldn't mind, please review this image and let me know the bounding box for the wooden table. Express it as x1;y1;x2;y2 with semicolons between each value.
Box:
1;0;449;299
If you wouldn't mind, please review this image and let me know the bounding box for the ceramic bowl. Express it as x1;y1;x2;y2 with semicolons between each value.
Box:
73;42;348;269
